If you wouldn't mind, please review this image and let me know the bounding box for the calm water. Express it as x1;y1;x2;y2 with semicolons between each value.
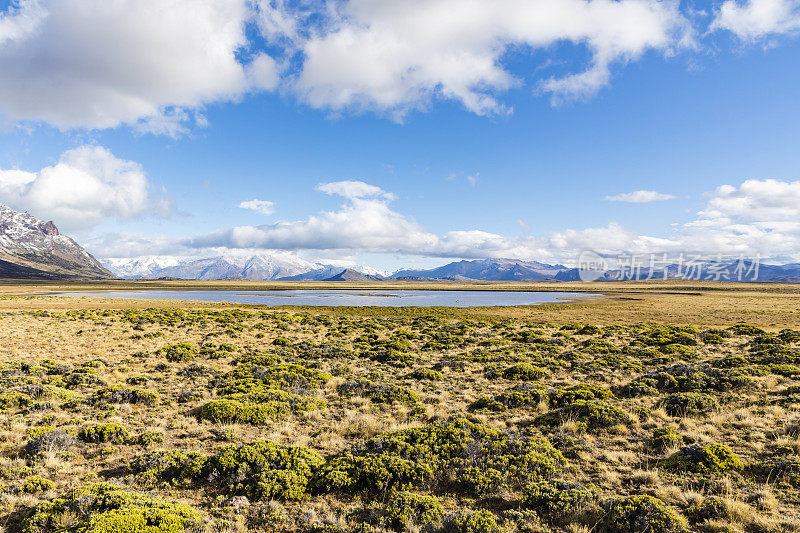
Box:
49;289;599;307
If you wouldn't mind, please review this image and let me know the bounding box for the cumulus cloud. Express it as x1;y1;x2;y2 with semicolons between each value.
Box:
0;0;276;133
0;0;699;130
0;145;167;232
292;0;693;114
238;199;275;215
85;177;800;265
605;190;677;203
712;0;800;40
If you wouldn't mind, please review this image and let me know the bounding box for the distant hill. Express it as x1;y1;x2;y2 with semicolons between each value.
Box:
0;204;113;279
392;258;567;281
323;268;385;282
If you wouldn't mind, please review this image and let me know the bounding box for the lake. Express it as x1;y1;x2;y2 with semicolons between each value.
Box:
48;289;599;307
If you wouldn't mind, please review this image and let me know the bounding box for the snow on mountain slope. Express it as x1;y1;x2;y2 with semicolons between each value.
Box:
0;204;113;279
103;253;322;280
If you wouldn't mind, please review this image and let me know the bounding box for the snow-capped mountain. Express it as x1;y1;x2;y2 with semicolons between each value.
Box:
103;253;392;281
103;253;321;280
0;204;113;279
101;256;181;278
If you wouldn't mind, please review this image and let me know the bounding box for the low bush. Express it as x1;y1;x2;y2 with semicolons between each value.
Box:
649;427;683;452
203;440;324;501
522;479;595;525
549;384;613;408
198;389;325;425
313;417;564;496
337;378;418;405
385;490;444;529
26;428;76;457
78;422;130;444
21;475;54;493
157;342;198;363
617;364;750;397
658;392;719;417
501;363;550;381
406;368;443;381
448;509;501;533
535;400;631;432
21;482;202;533
130;449;208;488
659;443;743;474
599;494;687;533
686;496;730;523
90;385;158;406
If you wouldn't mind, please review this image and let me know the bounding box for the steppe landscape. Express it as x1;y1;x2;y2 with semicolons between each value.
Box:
0;281;797;532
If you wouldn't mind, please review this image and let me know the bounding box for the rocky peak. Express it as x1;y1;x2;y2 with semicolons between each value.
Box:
42;221;59;236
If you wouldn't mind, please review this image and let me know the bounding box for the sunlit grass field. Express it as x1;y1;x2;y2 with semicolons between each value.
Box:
0;281;798;532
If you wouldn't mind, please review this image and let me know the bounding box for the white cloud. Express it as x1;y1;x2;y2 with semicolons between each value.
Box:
238;199;275;215
605;190;677;203
0;145;166;232
712;0;800;40
293;0;693;114
83;177;800;266
316;180;395;200
0;0;276;133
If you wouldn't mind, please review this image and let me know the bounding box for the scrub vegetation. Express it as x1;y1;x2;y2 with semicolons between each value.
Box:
0;299;798;532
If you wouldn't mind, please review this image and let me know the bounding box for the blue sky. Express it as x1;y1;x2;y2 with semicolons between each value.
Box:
1;0;800;270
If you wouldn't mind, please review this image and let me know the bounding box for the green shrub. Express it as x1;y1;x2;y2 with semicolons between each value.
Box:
728;324;766;336
198;389;325;425
21;482;202;533
658;392;719;417
125;375;148;385
580;338;620;354
233;352;281;367
618;364;750;397
522;479;595;525
406;368;443;381
467;396;505;412
748;455;800;487
549;384;613;408
659;443;743;474
157;343;198;363
599;495;686;533
217;363;331;394
90;385;158;406
21;475;54;493
449;509;501;532
337;378;418;405
649;427;683;452
686;496;730;523
313;417;564;495
535;400;631;432
577;325;603;335
136;431;165;447
130;449;207;488
501;363;549;381
385;490;444;529
0;392;32;410
79;423;130;444
203;440;324;501
495;383;547;408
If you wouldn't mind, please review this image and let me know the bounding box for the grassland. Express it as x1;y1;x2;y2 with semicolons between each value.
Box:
0;281;798;532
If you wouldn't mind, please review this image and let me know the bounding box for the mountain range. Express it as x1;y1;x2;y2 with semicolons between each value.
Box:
1;203;799;283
